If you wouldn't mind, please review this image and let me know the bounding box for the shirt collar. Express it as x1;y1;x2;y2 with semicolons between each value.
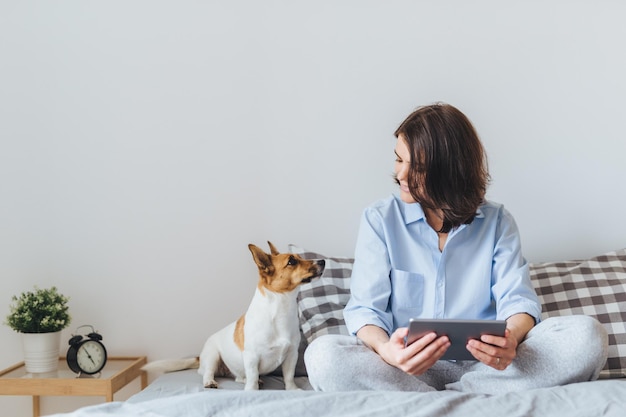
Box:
402;200;426;225
399;195;486;226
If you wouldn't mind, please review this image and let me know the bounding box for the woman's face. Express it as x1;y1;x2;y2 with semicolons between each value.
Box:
394;135;417;204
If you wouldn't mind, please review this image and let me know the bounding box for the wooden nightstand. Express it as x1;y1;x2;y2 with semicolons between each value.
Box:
0;356;147;417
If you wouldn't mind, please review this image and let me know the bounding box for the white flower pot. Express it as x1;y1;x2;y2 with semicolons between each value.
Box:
21;331;62;373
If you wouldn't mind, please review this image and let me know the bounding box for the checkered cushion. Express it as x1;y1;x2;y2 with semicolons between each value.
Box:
530;249;626;378
290;244;626;378
289;245;353;344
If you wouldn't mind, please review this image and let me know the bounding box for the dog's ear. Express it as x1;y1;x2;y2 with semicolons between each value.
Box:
248;244;273;273
267;241;280;256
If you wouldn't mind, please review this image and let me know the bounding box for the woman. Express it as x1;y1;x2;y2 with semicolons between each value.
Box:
304;103;608;394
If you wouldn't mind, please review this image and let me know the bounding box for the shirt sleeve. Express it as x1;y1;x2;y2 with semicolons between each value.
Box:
343;206;395;335
491;208;542;323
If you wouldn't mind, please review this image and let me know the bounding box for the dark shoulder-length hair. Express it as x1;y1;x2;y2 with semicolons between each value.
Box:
394;102;490;233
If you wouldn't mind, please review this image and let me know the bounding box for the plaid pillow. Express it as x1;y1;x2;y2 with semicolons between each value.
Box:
530;249;626;378
289;244;626;379
289;245;353;344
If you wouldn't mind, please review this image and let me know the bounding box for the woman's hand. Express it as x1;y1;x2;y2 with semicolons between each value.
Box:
465;313;535;370
358;325;450;376
466;329;517;370
381;328;451;375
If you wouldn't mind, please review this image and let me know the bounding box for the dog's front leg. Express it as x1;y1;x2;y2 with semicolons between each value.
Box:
198;339;221;389
242;350;261;390
281;345;300;390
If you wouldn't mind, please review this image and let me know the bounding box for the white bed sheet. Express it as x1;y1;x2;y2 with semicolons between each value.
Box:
47;370;626;417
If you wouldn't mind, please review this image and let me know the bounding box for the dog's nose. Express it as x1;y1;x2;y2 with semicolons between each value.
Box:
317;259;326;274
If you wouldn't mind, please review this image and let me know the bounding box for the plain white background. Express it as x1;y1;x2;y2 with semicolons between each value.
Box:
1;1;625;415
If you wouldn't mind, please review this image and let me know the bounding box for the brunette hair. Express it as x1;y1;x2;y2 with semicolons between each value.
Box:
394;103;489;232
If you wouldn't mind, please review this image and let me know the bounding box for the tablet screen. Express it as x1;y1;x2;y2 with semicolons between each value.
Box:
405;319;506;361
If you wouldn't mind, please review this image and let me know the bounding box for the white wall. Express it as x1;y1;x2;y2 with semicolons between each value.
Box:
1;1;625;415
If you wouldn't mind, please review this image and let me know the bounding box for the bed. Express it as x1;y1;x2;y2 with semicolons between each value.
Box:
50;247;626;417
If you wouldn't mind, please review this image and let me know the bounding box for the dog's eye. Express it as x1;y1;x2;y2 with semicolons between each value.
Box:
287;256;298;266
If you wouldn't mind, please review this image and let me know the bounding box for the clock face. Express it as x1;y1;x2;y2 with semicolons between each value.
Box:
76;340;107;374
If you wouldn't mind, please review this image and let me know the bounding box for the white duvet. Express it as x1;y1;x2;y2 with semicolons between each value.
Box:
50;379;626;417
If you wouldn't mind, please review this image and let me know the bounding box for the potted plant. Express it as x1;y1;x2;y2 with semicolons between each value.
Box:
5;286;71;373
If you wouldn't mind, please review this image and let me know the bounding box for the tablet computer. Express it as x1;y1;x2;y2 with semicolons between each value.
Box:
405;319;506;361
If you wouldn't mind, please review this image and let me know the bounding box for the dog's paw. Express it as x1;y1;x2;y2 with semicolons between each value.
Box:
244;379;260;390
203;380;219;389
284;382;300;390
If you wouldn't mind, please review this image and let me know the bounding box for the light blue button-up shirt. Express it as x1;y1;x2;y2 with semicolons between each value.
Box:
344;194;541;336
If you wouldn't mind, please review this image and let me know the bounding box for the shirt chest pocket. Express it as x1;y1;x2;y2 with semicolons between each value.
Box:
390;269;425;314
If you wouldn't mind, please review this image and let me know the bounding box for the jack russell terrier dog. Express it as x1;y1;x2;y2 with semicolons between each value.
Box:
142;242;325;390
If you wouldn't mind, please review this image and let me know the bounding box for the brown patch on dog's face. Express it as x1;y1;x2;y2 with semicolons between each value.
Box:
248;242;325;294
234;314;245;351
